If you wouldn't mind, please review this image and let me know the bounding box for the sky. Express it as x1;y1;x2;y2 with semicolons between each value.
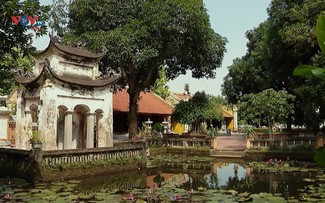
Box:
33;0;272;96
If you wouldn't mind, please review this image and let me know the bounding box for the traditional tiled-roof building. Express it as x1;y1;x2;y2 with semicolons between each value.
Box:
113;89;173;133
14;37;120;150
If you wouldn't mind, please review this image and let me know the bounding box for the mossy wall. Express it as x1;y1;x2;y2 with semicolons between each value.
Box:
0;148;38;183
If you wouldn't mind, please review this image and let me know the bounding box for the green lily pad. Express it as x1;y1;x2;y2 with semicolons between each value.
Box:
78;194;93;200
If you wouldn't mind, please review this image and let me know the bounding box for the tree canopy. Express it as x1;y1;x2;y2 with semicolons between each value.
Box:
62;0;227;138
222;0;325;130
239;89;295;137
173;91;223;132
0;0;50;95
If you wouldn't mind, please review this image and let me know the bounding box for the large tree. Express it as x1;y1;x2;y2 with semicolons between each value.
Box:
240;89;295;139
0;0;50;95
63;0;227;138
222;0;325;129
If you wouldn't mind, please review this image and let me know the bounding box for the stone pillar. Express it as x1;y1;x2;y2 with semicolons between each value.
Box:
167;116;171;133
64;111;73;149
86;113;95;148
212;138;217;149
25;110;33;149
162;118;168;134
0;106;10;140
233;105;238;132
246;136;252;149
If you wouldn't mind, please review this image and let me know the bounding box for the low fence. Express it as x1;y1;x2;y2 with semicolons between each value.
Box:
0;143;146;183
147;137;212;148
246;134;320;150
42;145;145;167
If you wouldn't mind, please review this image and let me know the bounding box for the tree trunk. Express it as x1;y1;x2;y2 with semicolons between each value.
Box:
286;117;292;131
268;116;272;141
128;89;141;139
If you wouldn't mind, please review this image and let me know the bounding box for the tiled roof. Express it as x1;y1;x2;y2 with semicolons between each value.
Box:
223;111;233;118
113;89;173;115
14;64;120;87
38;37;106;60
174;93;191;101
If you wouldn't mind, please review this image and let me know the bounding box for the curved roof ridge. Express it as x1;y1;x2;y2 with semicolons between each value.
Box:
37;36;106;60
15;60;120;88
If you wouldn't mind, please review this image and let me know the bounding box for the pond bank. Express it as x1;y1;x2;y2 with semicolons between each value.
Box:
149;147;316;162
0;143;318;184
0;144;146;183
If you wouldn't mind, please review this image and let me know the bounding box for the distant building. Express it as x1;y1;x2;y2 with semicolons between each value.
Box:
113;89;173;134
167;91;237;134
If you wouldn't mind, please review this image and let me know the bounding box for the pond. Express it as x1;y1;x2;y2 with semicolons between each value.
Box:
1;160;324;202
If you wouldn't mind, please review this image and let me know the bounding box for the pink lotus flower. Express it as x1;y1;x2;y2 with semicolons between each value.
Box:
170;194;182;201
127;193;135;200
4;193;11;200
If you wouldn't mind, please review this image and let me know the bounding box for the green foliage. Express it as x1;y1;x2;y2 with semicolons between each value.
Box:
293;15;325;79
49;0;69;38
294;77;325;131
152;123;163;134
314;148;325;166
29;130;43;144
152;65;170;99
63;0;227;137
222;1;325;131
173;91;223;131
240;89;295;136
0;0;49;95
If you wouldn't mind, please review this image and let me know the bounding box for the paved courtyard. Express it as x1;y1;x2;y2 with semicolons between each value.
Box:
216;133;246;151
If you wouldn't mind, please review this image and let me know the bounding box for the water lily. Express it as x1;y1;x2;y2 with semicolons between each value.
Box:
127;193;135;201
4;193;11;200
170;194;181;201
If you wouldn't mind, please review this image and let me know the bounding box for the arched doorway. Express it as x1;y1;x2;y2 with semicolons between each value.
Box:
95;109;104;148
57;105;68;149
73;105;90;149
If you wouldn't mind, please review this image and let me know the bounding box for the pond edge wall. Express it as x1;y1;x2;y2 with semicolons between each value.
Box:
0;143;146;183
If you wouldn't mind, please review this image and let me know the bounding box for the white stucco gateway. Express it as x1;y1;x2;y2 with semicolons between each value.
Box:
14;37;120;150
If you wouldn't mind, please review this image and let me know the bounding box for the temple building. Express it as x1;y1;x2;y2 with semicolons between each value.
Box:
14;37;120;150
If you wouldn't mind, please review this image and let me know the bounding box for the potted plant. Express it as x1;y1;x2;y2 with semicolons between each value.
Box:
29;130;43;149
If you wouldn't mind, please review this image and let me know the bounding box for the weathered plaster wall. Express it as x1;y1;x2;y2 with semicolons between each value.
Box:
38;79;57;150
36;82;113;150
17;53;114;150
35;55;99;79
15;90;28;149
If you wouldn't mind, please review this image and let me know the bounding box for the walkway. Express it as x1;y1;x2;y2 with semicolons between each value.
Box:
212;133;246;158
216;132;246;151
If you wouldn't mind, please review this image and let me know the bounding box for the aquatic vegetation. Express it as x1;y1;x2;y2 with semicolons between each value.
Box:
1;161;325;202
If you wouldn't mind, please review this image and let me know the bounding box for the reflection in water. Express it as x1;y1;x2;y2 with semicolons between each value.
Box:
147;161;314;198
71;161;314;198
214;163;247;187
